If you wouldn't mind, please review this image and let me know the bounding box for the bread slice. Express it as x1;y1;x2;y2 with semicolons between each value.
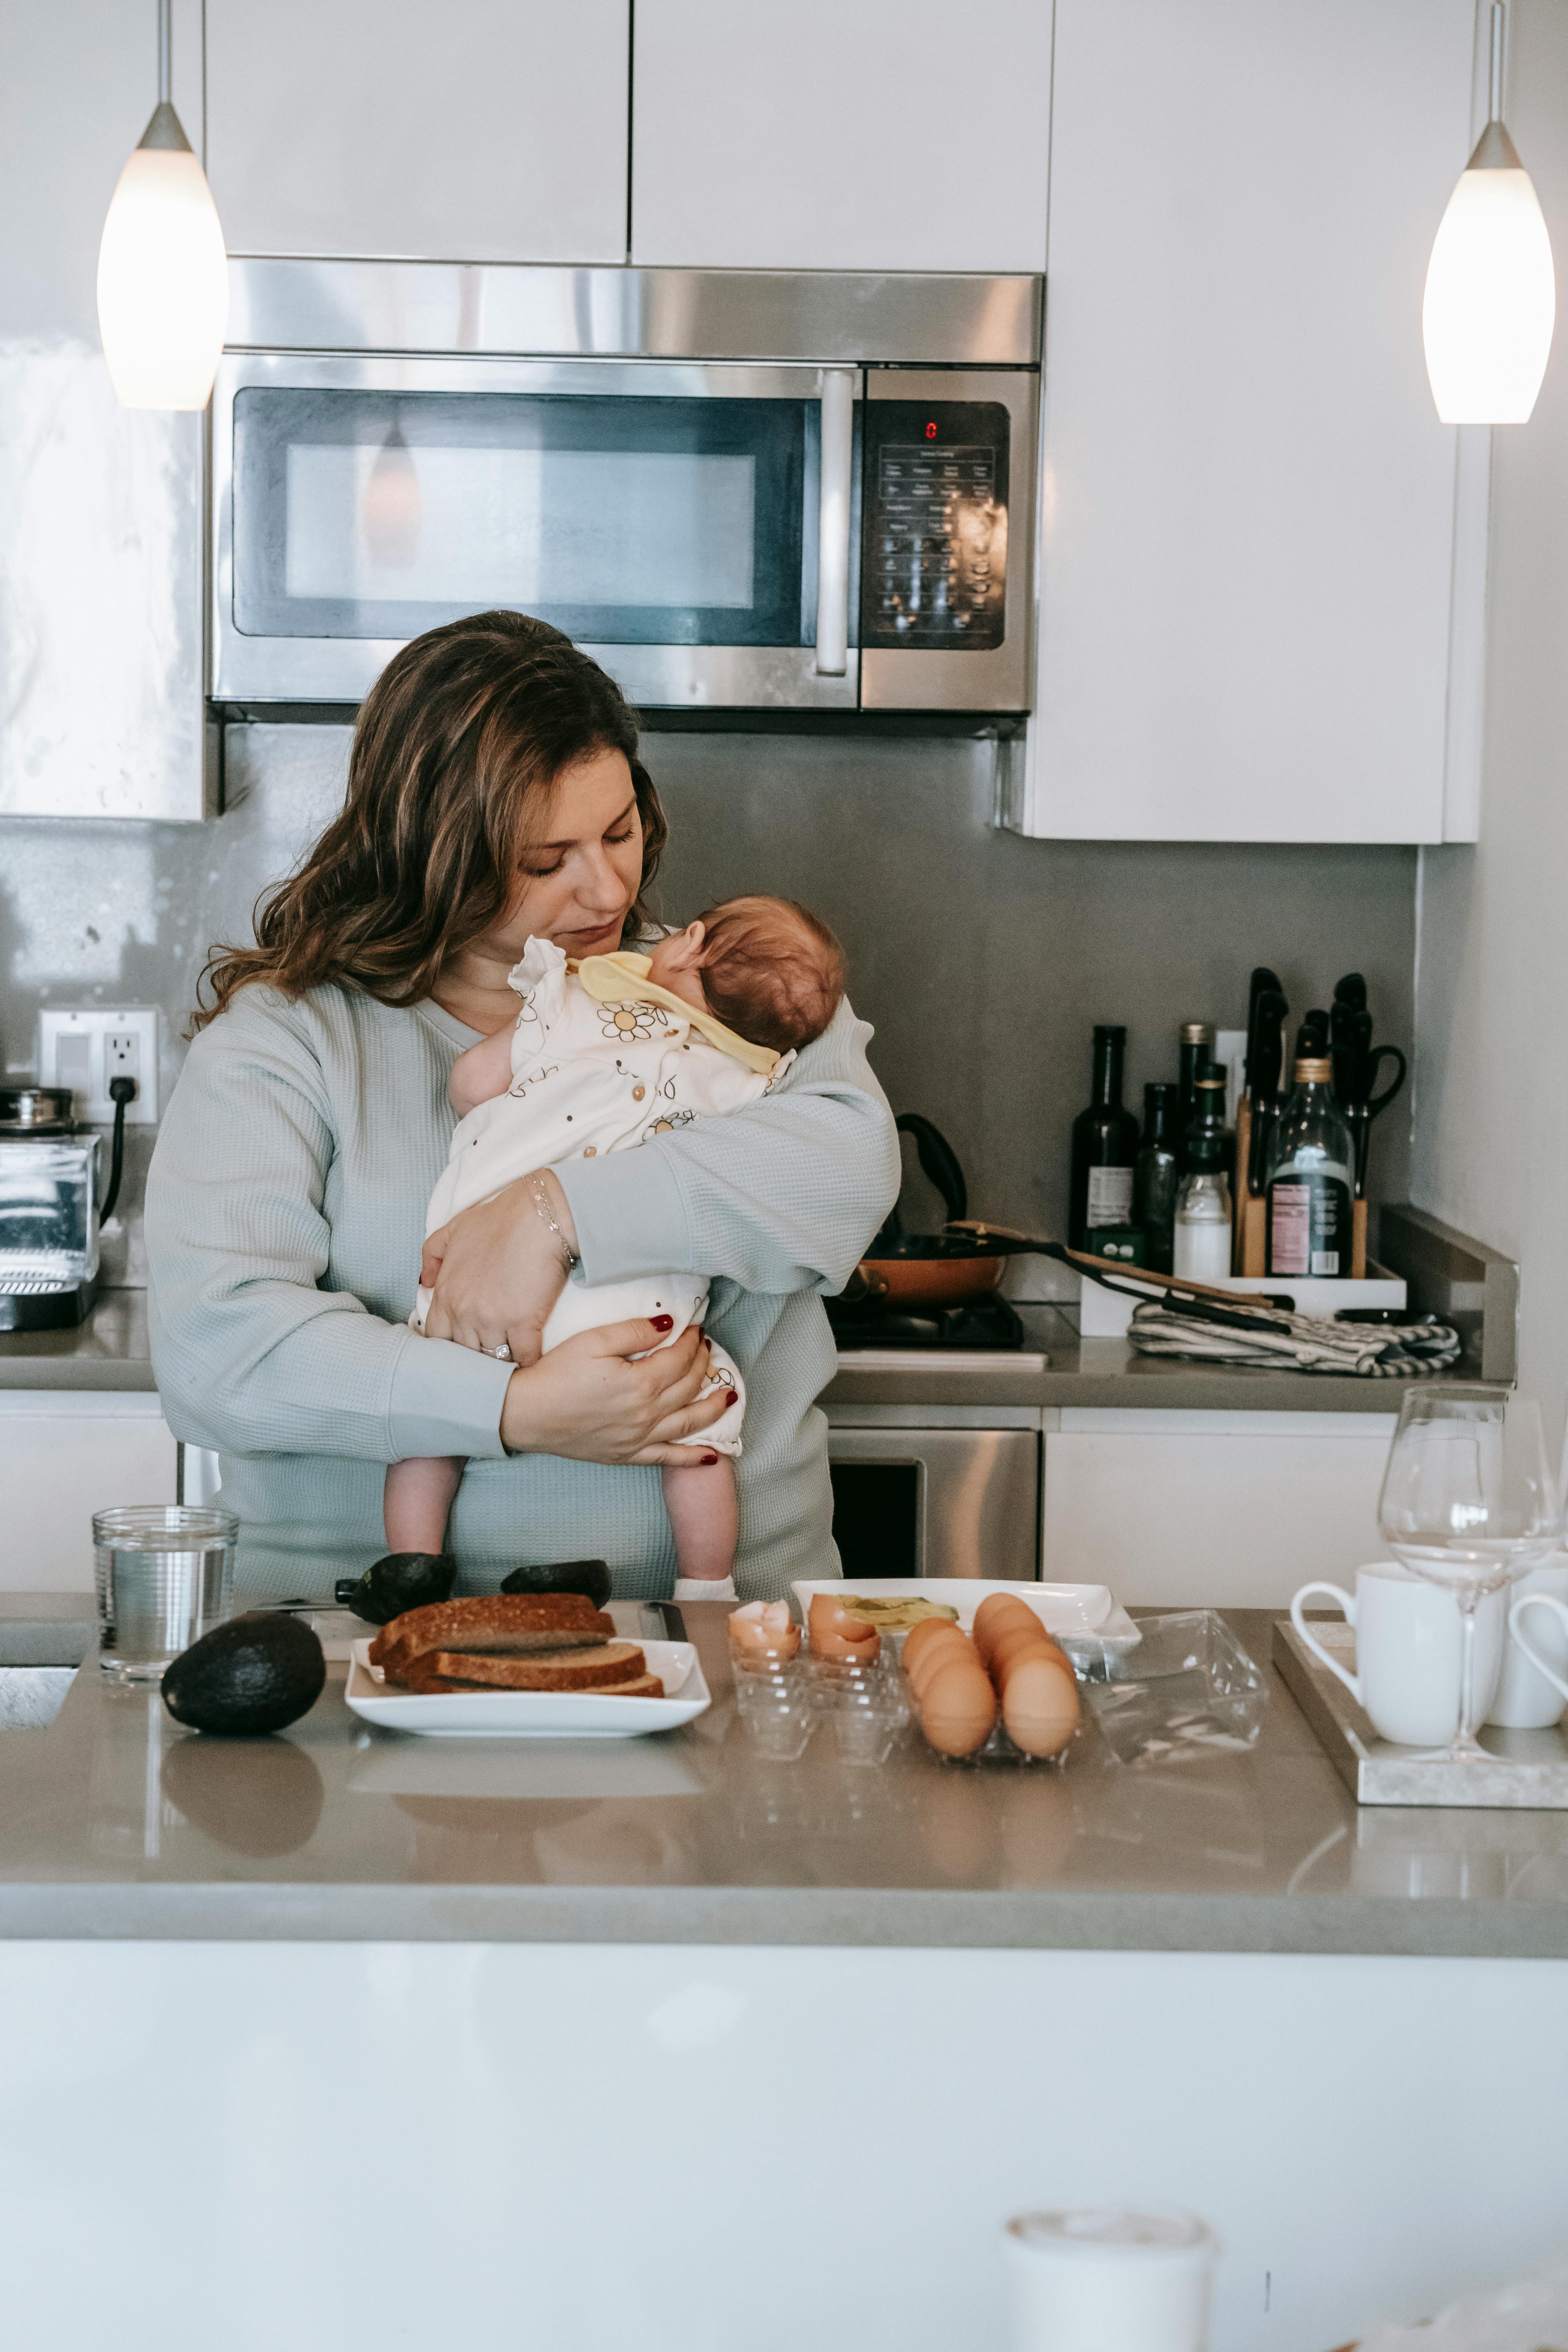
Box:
369;1593;613;1673
405;1669;666;1700
391;1641;646;1693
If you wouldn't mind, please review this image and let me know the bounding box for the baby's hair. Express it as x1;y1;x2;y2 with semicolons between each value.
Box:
694;895;846;1054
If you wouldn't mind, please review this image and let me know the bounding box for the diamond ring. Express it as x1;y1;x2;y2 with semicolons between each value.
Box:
492;1342;512;1361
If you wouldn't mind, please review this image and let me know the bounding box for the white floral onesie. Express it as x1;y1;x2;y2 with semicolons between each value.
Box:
412;936;793;1455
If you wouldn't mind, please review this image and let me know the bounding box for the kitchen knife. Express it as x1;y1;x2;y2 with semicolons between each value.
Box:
1330;998;1357;1103
1333;971;1368;1011
1247;988;1288;1198
1348;1008;1374;1102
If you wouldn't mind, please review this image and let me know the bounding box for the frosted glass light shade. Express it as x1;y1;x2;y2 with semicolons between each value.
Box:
96;123;228;412
1423;162;1556;423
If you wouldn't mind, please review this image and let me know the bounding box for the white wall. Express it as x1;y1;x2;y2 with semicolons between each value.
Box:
1410;0;1568;1432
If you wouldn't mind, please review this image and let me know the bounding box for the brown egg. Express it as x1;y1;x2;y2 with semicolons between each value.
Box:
905;1622;972;1696
1000;1652;1080;1758
902;1615;960;1675
973;1594;1041;1666
919;1659;998;1757
989;1624;1059;1680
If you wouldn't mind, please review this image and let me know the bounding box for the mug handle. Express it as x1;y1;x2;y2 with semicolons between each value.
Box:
1508;1593;1568;1707
1290;1582;1362;1704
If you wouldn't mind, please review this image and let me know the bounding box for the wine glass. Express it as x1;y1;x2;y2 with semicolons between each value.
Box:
1376;1388;1563;1762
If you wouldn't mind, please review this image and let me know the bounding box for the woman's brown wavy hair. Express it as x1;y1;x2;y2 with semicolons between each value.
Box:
191;611;666;1031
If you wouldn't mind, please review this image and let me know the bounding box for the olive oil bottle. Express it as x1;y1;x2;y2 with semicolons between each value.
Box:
1265;1055;1354;1278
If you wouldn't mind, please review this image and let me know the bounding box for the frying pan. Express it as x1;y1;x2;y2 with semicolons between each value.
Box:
850;1114;1288;1314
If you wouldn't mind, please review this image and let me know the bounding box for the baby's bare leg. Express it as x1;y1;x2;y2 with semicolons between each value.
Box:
661;1456;738;1586
384;1455;465;1555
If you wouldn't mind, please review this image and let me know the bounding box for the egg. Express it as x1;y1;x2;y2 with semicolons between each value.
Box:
989;1623;1059;1679
973;1594;1041;1666
1000;1651;1080;1758
728;1600;800;1660
903;1618;970;1689
918;1659;998;1757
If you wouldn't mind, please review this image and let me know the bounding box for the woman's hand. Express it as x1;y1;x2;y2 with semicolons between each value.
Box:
499;1318;731;1466
420;1169;579;1365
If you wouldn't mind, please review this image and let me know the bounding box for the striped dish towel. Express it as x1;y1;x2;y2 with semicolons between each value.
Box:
1127;1296;1462;1377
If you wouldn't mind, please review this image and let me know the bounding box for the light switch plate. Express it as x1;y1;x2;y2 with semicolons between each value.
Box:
36;1008;159;1124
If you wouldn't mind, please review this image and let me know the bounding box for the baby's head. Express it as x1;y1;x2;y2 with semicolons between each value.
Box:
647;894;845;1054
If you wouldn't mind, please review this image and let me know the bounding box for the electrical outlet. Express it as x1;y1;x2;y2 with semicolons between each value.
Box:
36;1009;159;1124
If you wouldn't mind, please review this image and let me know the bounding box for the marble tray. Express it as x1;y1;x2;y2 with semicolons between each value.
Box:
1273;1617;1568;1809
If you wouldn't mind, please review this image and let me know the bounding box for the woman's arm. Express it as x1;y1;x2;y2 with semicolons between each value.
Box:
145;995;726;1468
557;996;899;1296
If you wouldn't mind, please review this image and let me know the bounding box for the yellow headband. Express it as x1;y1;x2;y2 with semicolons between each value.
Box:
571;951;781;1076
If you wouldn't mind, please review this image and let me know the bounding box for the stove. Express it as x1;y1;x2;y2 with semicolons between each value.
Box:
824;1292;1026;1352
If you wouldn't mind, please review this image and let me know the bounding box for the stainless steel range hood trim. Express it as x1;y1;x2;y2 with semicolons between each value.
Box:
224;258;1043;369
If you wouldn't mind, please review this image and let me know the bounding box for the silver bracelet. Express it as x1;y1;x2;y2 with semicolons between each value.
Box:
529;1173;579;1274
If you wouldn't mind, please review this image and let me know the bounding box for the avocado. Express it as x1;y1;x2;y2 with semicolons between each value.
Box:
334;1550;457;1625
162;1611;326;1737
501;1557;613;1610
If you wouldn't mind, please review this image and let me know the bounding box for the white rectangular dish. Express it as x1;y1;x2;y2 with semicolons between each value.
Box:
789;1578;1139;1653
345;1637;711;1739
1078;1268;1406;1339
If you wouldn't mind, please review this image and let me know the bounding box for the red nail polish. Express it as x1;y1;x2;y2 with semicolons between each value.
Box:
701;1452;719;1465
725;1390;738;1406
651;1314;674;1332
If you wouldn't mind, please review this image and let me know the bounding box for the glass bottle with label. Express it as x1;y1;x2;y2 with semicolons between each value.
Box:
1132;1081;1180;1274
1265;1054;1354;1278
1173;1096;1233;1281
1068;1024;1139;1250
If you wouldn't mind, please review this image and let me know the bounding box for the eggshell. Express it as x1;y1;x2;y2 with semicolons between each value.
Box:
918;1659;998;1757
728;1604;801;1661
1000;1652;1080;1758
989;1624;1062;1680
808;1592;881;1664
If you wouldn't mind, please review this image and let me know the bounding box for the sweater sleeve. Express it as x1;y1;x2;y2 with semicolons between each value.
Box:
144;995;515;1463
554;996;900;1296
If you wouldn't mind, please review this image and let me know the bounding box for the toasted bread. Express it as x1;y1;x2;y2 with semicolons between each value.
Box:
405;1670;666;1699
369;1592;613;1673
390;1641;646;1692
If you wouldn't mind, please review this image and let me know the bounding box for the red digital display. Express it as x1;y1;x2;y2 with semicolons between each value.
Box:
925;421;938;439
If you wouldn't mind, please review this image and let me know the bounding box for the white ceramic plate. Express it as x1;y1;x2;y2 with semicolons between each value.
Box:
791;1577;1127;1640
345;1638;711;1739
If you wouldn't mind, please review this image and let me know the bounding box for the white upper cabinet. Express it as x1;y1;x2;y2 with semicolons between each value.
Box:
206;0;630;264
1009;0;1487;844
630;0;1053;273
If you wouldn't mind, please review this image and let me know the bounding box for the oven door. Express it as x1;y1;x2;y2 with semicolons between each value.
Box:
211;354;862;709
826;1427;1040;1581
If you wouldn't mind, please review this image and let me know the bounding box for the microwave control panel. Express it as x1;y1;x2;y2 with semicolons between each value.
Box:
859;401;1010;653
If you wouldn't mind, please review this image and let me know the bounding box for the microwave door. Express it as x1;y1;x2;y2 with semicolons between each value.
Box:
212;355;862;710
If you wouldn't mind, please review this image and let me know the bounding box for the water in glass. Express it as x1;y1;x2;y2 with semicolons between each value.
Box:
93;1504;238;1682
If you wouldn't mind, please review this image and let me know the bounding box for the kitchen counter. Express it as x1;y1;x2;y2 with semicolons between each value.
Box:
1;1289;1488;1413
2;1598;1563;1953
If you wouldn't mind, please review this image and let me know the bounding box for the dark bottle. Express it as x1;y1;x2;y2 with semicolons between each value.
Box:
1132;1082;1180;1274
1176;1022;1217;1171
1069;1025;1140;1250
1182;1067;1231;1183
1265;1055;1355;1277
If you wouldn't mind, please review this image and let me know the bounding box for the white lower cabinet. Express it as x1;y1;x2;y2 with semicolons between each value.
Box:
1042;1409;1397;1609
0;1393;176;1593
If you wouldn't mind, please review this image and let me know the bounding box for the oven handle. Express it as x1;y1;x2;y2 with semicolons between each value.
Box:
814;368;855;677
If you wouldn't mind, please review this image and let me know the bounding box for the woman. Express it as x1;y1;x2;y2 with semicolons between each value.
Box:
145;612;899;1601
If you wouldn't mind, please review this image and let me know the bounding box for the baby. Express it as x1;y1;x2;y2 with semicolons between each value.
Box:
386;893;847;1597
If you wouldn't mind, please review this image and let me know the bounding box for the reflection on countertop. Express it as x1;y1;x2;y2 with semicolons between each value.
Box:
1;1602;1565;1951
0;1289;154;1389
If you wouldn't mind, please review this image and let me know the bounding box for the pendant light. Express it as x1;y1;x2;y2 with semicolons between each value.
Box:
96;0;228;410
1422;0;1555;424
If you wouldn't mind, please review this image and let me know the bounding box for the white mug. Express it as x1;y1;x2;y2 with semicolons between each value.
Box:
1290;1563;1505;1748
1004;2208;1218;2352
1505;1586;1568;1726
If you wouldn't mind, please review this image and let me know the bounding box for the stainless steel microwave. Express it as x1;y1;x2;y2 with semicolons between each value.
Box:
211;260;1041;716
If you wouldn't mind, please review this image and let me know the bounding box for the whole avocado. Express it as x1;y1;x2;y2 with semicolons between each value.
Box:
162;1611;327;1737
501;1557;613;1610
334;1551;458;1625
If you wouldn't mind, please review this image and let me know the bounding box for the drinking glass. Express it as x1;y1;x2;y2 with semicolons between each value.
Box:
1376;1388;1562;1761
93;1504;238;1682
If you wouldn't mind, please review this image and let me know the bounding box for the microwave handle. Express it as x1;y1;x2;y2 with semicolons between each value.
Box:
814;368;855;676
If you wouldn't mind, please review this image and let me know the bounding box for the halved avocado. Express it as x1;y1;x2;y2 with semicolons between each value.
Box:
162;1611;327;1737
334;1551;458;1625
501;1558;612;1610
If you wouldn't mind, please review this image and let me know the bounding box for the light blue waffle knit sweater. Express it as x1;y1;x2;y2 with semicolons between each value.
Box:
145;983;898;1602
